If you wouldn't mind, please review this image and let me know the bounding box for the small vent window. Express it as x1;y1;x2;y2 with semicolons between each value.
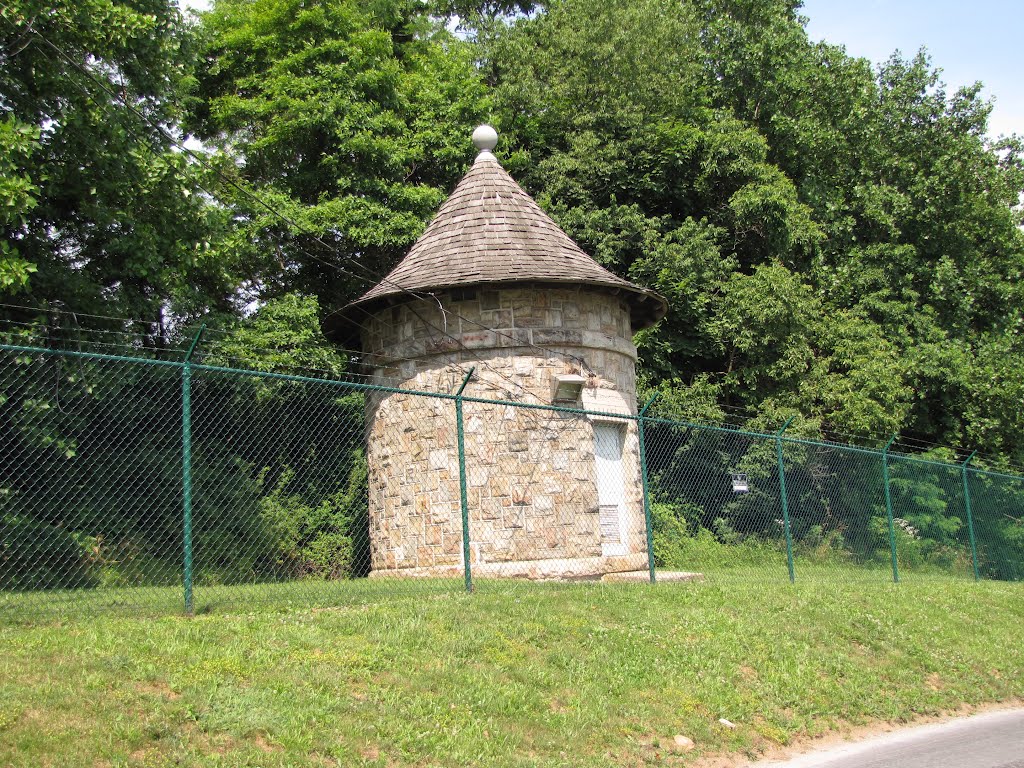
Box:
600;504;621;544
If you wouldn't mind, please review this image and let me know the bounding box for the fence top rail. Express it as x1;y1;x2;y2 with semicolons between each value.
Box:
0;342;638;420
640;416;888;459
886;452;968;471
0;342;452;400
970;467;1024;483
3;341;1023;484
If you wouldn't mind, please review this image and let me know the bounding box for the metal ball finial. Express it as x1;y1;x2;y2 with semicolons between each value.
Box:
472;124;498;152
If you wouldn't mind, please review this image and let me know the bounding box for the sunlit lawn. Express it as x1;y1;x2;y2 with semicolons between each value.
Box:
1;569;1022;767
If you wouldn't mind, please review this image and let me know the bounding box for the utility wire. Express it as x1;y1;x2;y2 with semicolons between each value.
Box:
2;9;597;380
1;12;598;418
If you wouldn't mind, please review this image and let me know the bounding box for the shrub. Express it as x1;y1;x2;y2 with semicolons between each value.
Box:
651;500;788;569
0;513;98;590
256;449;368;580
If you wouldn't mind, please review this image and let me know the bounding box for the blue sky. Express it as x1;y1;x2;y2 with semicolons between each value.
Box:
801;0;1021;139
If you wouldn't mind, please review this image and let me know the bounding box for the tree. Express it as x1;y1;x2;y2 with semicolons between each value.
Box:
189;0;490;320
483;0;1024;462
0;0;237;333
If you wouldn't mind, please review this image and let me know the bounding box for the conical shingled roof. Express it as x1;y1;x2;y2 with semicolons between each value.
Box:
326;147;666;337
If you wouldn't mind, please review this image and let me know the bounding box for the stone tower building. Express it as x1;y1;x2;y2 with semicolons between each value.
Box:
326;127;667;580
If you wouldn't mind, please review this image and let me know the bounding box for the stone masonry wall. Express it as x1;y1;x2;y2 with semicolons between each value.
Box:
362;286;649;579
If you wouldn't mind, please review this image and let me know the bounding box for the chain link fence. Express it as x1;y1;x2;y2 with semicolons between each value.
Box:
1;343;1022;619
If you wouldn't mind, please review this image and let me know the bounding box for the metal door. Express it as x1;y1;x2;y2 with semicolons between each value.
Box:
593;423;627;556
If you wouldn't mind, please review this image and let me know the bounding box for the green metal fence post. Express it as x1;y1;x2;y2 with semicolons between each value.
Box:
638;393;660;584
181;325;206;616
882;434;900;584
961;450;980;582
455;368;475;593
775;416;797;583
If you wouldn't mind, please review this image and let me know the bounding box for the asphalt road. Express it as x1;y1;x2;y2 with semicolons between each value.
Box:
752;709;1024;768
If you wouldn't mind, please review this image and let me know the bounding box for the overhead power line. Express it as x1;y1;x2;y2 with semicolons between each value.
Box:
0;8;597;387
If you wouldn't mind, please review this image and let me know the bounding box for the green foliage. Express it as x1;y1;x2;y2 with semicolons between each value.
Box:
3;0;1024;597
4;0;1024;460
0;118;40;292
0;513;97;590
190;0;490;313
651;500;792;570
797;524;850;565
649;500;694;567
207;293;348;376
484;0;1024;459
641;417;1023;580
2;0;1023;462
0;344;371;591
863;514;971;574
0;0;239;324
257;449;369;580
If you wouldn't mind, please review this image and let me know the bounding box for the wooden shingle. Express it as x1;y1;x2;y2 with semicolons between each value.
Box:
328;150;667;335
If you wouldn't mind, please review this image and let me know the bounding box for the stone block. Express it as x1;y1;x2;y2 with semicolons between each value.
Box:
511;537;539;561
417;547;435;567
480;497;503;520
442;532;461;555
497;329;531;348
515;312;548;328
507;434;528;452
479;290;501;311
512;358;533;376
477;442;497;465
532;328;583;346
543;477;562;494
504;506;525;528
430;448;450;473
489;310;512;327
415;494;430;517
462;331;496;349
431;503;453;525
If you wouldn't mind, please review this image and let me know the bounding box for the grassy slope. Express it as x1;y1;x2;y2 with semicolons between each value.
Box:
1;577;1023;767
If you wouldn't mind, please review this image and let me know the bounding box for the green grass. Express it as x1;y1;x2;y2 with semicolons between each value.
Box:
1;573;1023;767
